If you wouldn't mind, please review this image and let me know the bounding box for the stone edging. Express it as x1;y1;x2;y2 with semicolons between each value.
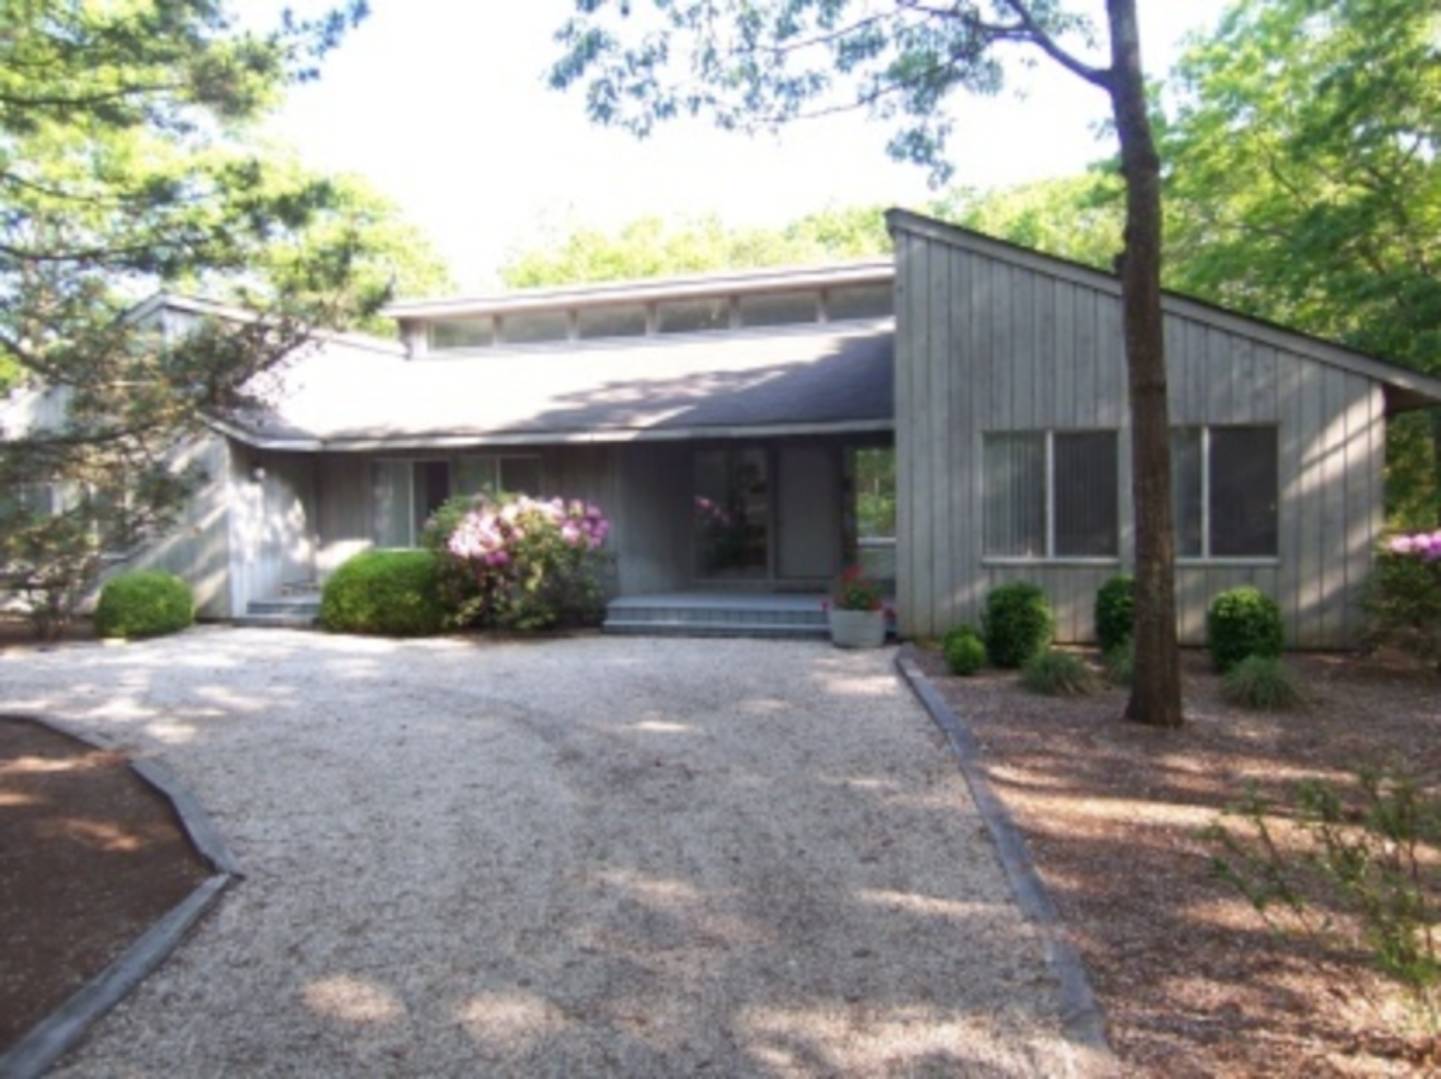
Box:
0;715;239;1079
892;649;1119;1077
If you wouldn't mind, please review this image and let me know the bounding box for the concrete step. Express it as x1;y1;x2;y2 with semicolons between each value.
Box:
602;618;827;639
232;612;318;629
247;598;322;616
611;608;828;628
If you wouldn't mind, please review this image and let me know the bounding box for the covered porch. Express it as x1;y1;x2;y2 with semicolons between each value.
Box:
217;317;898;631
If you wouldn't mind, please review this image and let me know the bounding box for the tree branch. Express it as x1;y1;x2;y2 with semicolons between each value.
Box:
996;0;1111;88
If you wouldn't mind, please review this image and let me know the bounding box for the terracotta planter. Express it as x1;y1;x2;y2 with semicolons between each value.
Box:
828;607;887;649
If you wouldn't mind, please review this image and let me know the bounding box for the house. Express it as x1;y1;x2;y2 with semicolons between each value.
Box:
7;208;1441;644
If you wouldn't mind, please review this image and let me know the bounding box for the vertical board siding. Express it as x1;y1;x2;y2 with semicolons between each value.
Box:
98;435;236;618
893;227;1387;648
929;241;952;630
894;234;916;634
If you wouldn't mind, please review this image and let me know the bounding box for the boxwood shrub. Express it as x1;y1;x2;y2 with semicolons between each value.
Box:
982;582;1054;668
95;570;194;639
321;550;446;637
942;625;986;676
1094;574;1135;654
1207;585;1285;672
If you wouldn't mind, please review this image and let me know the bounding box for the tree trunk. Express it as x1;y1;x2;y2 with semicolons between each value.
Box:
1106;0;1184;727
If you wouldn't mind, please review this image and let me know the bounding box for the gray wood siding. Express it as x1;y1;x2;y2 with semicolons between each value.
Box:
227;445;317;611
894;231;1386;647
99;435;236;618
307;443;689;598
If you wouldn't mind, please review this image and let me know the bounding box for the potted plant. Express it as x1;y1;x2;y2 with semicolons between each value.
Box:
826;564;888;649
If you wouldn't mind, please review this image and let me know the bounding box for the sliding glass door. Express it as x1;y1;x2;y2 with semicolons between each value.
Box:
371;455;542;547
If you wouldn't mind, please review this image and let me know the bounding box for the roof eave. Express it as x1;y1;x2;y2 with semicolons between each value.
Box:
206;416;894;453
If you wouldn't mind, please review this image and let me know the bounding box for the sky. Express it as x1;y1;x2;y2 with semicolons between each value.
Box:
263;1;1235;292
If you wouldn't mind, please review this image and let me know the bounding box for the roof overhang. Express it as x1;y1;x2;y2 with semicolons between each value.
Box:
206;415;893;453
208;320;896;452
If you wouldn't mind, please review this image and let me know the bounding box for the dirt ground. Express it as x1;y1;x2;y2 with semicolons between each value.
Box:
0;716;208;1050
915;646;1441;1077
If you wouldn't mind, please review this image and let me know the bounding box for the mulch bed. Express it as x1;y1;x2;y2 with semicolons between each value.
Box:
0;717;208;1051
913;646;1441;1077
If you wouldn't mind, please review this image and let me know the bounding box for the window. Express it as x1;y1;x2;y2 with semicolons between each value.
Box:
983;430;1118;559
497;310;570;345
577;304;647;339
1171;425;1279;559
657;297;730;334
1054;432;1119;557
1170;427;1204;557
984;433;1047;558
827;283;893;321
454;455;545;498
430;318;493;350
852;446;896;580
373;455;543;547
737;290;819;328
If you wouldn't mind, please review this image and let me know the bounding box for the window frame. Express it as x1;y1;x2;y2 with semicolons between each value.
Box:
1175;424;1281;566
372;453;545;548
981;428;1121;566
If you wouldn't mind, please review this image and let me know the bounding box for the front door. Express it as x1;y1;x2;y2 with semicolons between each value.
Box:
693;447;770;579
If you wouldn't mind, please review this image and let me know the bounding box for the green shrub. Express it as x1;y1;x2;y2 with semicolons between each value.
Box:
942;625;986;676
1221;655;1305;711
982;582;1054;668
1021;649;1098;696
320;550;446;636
1094;574;1135;654
94;570;194;639
1103;638;1134;686
1364;545;1441;672
1207;586;1285;672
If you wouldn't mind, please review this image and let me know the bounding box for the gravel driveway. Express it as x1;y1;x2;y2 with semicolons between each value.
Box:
3;628;1072;1076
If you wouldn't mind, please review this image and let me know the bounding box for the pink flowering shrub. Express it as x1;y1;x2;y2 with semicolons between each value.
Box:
1365;531;1441;671
423;494;611;631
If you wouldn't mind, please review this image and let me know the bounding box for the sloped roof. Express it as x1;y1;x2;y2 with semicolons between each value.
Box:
217;322;895;450
886;208;1441;412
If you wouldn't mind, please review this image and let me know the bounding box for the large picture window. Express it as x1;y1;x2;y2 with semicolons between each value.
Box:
983;430;1118;559
1171;425;1279;559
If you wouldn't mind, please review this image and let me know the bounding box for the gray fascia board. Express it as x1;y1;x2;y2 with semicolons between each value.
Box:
205;416;895;453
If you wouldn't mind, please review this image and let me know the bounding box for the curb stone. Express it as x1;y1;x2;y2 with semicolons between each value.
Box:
892;650;1120;1078
0;715;238;1079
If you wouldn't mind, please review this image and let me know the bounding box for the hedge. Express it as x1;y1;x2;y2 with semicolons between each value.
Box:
320;550;446;636
95;570;194;639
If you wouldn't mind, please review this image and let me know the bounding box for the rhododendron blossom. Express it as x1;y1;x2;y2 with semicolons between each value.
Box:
1387;531;1441;562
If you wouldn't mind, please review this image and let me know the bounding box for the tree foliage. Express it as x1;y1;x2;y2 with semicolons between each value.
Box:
502;207;890;286
937;172;1123;270
1161;0;1441;524
502;175;1123;289
0;0;446;635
